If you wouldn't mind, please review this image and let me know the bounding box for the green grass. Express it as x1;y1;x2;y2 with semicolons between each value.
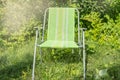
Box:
0;40;120;80
0;40;34;80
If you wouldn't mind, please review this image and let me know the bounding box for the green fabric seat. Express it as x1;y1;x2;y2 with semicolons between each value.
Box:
40;8;78;48
40;40;78;48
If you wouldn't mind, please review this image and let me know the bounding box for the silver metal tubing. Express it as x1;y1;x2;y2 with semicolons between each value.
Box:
39;48;42;64
42;8;49;42
82;30;86;80
75;9;80;45
32;29;38;80
75;8;86;80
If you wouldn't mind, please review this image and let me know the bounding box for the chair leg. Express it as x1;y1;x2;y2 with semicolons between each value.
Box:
82;31;86;80
83;46;86;80
39;48;42;64
32;45;37;80
32;29;38;80
79;48;82;61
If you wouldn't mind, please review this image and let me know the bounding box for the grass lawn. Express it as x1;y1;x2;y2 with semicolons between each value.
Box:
0;40;120;80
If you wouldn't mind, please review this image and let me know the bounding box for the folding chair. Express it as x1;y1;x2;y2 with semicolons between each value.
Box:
32;8;87;80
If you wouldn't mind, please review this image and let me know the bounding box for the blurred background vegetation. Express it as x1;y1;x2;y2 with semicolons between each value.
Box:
0;0;120;80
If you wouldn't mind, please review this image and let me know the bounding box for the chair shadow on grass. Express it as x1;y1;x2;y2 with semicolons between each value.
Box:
47;45;94;64
42;48;90;80
46;48;83;63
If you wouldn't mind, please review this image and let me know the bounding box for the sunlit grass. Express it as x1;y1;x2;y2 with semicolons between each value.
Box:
0;40;120;80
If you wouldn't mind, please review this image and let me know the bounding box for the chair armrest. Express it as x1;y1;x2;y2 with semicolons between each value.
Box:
34;27;43;38
34;27;44;44
80;28;87;31
34;27;39;38
77;28;87;46
34;27;38;30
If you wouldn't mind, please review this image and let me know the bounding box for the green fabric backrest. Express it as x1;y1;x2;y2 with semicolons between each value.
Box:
47;8;75;41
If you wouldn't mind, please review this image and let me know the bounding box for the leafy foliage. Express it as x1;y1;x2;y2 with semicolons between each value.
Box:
0;0;120;80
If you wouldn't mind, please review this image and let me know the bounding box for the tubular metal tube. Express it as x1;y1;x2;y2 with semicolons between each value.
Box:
39;48;42;64
32;29;38;80
82;30;86;80
75;9;80;45
76;8;86;80
42;8;49;42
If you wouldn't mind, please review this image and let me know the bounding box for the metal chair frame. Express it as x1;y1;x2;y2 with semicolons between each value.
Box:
32;8;87;80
